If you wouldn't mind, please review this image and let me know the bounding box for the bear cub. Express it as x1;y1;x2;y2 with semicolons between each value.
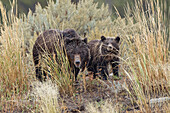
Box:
87;36;120;80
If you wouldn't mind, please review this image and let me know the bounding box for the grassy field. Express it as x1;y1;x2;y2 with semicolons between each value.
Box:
0;0;169;112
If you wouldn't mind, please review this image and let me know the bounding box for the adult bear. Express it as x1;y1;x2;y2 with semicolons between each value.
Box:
33;29;90;82
87;36;120;80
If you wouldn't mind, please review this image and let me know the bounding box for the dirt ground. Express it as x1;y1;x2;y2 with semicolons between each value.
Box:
59;74;140;113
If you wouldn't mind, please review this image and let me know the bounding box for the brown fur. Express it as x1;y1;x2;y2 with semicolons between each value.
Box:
32;29;90;82
87;36;120;80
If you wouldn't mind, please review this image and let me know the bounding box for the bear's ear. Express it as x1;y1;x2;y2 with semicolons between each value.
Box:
83;38;88;44
101;36;106;42
65;38;71;44
63;32;70;38
115;36;120;43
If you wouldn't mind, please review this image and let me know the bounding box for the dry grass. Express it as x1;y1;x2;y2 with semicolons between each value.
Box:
119;0;170;112
31;80;61;113
0;1;31;112
0;0;169;112
36;41;75;96
86;99;119;113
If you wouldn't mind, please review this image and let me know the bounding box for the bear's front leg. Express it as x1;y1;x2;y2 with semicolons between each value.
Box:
92;64;98;79
73;66;80;81
111;61;119;77
98;62;109;80
35;66;44;82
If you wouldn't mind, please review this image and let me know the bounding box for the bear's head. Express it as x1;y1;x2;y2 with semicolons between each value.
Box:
63;29;80;39
65;38;90;70
100;36;120;55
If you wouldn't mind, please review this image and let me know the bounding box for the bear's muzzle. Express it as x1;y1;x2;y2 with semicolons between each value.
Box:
74;54;81;68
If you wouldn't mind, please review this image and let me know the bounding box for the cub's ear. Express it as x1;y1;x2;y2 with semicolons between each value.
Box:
65;38;71;44
115;36;120;43
83;38;88;44
63;33;70;38
101;36;106;42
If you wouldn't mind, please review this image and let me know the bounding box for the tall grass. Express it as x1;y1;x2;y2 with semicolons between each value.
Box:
0;1;30;112
41;44;75;96
120;0;170;112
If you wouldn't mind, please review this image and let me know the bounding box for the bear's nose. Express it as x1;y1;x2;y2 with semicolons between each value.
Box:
75;61;80;65
108;46;113;49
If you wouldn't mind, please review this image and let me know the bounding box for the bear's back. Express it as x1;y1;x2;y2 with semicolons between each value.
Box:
88;39;101;51
34;29;80;53
34;29;63;53
87;39;102;63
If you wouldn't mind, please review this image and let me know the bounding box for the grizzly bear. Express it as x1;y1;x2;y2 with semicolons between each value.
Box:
87;36;120;80
33;29;90;82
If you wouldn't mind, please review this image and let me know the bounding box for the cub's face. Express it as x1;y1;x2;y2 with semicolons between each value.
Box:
100;36;120;55
65;38;90;69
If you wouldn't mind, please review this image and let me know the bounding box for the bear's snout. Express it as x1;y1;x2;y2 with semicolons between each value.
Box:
74;54;81;68
107;44;113;51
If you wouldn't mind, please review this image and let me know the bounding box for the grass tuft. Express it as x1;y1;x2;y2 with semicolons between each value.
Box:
31;80;61;113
